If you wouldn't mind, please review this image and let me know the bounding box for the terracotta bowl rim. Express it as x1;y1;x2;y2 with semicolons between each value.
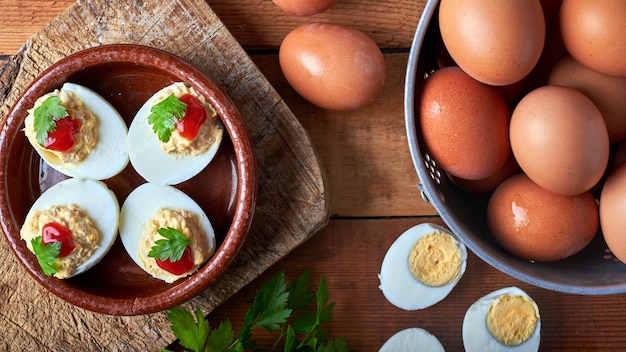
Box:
0;44;258;315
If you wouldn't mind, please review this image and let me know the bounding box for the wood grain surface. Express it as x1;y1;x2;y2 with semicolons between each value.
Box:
0;0;421;55
0;0;330;350
6;0;626;351
208;217;626;351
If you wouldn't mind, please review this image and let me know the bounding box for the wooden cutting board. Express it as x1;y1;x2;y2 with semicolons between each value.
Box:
0;0;329;350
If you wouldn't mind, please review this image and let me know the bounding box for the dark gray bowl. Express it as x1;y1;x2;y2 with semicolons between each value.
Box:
404;0;626;295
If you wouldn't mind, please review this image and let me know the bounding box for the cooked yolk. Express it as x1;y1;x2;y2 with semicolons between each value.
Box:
408;232;462;287
486;294;538;346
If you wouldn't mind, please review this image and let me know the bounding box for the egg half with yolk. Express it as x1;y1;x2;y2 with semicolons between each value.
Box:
119;183;216;283
463;286;540;352
127;82;224;185
378;222;467;310
24;82;129;180
19;178;120;279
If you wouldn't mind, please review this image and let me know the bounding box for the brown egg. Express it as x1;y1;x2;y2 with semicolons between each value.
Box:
279;23;386;111
450;153;520;194
418;66;510;180
487;173;598;262
549;55;626;143
560;0;626;77
600;163;626;262
273;0;337;16
438;0;545;86
510;85;609;196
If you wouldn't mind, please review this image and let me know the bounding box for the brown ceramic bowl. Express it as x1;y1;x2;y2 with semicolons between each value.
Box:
0;44;258;315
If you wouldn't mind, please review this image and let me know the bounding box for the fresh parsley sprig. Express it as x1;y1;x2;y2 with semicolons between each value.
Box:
33;96;69;146
237;269;292;351
148;227;191;262
148;94;187;143
163;270;351;352
31;235;61;276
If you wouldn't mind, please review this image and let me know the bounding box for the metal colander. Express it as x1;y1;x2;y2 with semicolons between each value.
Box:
403;0;626;295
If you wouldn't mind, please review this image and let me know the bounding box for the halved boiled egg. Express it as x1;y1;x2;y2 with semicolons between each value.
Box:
24;82;129;180
379;328;445;352
19;178;119;279
378;223;467;310
119;183;216;283
127;82;224;185
463;286;540;352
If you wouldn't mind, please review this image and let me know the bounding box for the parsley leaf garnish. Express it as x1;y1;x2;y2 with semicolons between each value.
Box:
163;270;352;352
148;227;191;262
206;320;235;351
33;96;69;146
238;270;292;350
287;269;315;310
148;94;187;143
167;307;211;352
31;236;61;276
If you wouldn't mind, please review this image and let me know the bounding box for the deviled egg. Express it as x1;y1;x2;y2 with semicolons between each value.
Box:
119;183;216;283
379;328;445;352
19;178;120;279
24;82;129;180
378;223;467;310
127;82;224;185
463;287;540;352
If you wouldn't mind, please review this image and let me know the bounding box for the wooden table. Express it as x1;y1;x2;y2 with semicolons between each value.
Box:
2;1;626;351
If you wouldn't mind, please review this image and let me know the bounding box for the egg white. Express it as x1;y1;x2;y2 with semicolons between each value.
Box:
21;178;120;277
378;223;467;310
379;328;445;352
127;82;224;185
462;286;541;352
24;82;129;180
118;183;216;281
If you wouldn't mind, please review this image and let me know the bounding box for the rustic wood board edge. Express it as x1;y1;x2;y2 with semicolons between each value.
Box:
0;0;330;349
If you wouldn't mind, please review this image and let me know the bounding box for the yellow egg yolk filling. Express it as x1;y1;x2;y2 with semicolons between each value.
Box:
486;294;538;346
138;208;211;283
154;84;220;157
21;204;100;279
26;89;99;164
408;231;462;287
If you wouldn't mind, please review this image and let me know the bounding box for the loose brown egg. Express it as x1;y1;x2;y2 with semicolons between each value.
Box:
600;164;626;263
438;0;545;86
487;173;598;262
560;0;626;77
279;23;386;111
418;66;510;181
549;55;626;143
510;85;609;196
273;0;337;16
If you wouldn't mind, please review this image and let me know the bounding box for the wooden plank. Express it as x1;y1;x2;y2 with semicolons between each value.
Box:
250;54;438;217
0;0;328;349
0;0;425;55
207;217;626;351
209;0;424;49
0;0;75;55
